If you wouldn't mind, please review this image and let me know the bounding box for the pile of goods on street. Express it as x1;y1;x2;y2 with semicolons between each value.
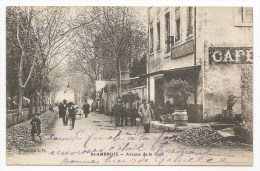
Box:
169;126;234;147
6;111;57;156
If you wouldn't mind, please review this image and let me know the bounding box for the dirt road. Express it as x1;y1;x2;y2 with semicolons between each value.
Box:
7;112;253;166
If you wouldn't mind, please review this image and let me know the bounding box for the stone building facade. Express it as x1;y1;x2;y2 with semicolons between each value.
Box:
146;7;253;123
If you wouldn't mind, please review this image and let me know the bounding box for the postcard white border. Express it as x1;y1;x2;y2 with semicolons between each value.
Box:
0;0;259;171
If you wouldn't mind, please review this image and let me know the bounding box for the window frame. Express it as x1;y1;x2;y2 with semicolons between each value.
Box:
175;7;182;44
156;19;161;52
234;7;253;27
149;24;154;54
165;11;171;53
186;7;194;38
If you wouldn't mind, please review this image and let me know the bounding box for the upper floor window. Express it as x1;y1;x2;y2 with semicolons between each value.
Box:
150;24;154;53
157;20;161;52
187;7;194;37
175;7;181;43
234;7;253;26
165;12;171;52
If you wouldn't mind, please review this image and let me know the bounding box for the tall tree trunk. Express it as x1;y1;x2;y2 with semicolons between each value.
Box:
34;93;39;114
47;93;51;109
51;92;56;105
116;60;121;98
39;91;42;113
10;96;14;110
16;11;36;121
28;94;34;119
17;87;24;122
42;91;45;112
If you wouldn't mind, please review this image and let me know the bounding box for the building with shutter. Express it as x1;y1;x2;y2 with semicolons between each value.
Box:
146;7;253;123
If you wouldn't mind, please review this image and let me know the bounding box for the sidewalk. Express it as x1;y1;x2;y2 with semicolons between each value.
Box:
136;118;209;132
99;113;235;132
136;118;235;132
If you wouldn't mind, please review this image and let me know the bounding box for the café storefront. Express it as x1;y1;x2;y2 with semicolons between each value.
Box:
146;46;253;123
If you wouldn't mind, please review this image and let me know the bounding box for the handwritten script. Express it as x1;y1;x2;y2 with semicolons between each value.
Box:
44;130;243;165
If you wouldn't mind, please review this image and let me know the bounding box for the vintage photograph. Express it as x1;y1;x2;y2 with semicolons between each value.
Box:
6;6;253;165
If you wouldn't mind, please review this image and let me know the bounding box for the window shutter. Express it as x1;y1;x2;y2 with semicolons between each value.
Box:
235;7;243;23
157;21;160;50
245;7;253;23
150;26;154;53
187;7;193;35
175;7;180;20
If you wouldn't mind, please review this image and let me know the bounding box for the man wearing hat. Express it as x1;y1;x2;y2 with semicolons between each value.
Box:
138;99;154;133
83;100;90;118
58;102;63;118
60;99;68;126
113;98;123;126
68;102;77;130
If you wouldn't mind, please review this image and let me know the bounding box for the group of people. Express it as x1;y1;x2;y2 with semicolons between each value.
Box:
112;99;177;133
113;98;154;133
113;98;137;127
29;97;172;142
29;99;90;142
58;99;90;130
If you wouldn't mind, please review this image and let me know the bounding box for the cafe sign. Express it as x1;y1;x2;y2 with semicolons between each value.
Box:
209;47;253;64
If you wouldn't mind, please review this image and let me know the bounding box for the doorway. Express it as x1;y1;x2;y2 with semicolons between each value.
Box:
154;78;164;106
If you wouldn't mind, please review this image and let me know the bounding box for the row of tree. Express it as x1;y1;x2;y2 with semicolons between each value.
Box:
6;7;148;121
6;7;74;120
68;7;147;97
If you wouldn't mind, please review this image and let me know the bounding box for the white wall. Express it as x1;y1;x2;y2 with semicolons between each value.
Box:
149;76;155;102
202;7;253;118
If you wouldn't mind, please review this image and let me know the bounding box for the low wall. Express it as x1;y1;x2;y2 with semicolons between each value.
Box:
122;86;147;101
7;110;58;156
6;107;43;128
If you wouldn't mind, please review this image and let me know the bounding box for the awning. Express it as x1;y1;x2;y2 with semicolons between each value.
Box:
138;65;201;78
138;70;164;78
164;65;201;74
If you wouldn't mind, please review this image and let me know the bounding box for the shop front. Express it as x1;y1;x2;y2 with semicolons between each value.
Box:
163;65;202;123
146;65;202;123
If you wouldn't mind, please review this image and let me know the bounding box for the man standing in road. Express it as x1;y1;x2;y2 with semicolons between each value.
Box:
61;99;68;126
121;101;127;126
83;100;90;118
58;102;63;118
113;98;123;127
68;102;76;130
127;99;137;126
138;99;154;133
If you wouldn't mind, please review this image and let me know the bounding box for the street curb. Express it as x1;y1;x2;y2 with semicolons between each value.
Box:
136;118;175;132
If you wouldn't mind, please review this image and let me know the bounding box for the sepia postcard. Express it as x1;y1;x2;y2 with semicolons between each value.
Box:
4;3;256;167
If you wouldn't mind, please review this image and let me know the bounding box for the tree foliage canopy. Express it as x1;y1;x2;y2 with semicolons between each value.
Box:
68;7;147;96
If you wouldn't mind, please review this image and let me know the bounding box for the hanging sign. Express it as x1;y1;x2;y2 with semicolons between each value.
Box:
171;40;194;59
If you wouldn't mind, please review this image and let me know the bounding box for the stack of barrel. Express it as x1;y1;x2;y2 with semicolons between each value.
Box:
173;110;188;126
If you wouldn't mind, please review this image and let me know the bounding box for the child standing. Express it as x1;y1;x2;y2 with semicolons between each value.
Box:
30;114;42;142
